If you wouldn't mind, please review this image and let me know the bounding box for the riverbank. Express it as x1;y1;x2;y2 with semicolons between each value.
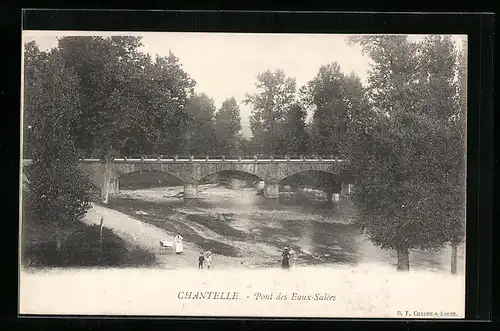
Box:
19;263;465;318
21;216;158;268
83;204;248;269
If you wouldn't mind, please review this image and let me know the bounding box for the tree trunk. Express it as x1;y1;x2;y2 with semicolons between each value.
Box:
451;240;458;275
396;246;410;271
101;156;113;204
56;235;61;251
55;232;62;265
99;217;104;241
98;217;104;263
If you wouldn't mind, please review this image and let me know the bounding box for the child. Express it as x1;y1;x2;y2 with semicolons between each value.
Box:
198;252;205;269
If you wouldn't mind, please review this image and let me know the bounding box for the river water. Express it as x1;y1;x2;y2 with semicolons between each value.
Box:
106;175;465;273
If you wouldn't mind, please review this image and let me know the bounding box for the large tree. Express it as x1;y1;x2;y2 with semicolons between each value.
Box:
57;36;146;203
420;36;466;274
244;69;297;155
347;35;460;271
23;42;92;257
412;36;466;274
214;97;242;156
58;37;196;202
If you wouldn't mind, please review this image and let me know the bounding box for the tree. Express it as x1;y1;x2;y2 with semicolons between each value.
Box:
280;103;309;156
58;37;197;202
124;52;196;156
182;93;217;156
140;52;196;155
347;35;458;271
244;69;297;155
300;63;363;157
451;39;467;274
342;72;373;154
237;136;253;158
214;97;242;156
23;43;92;258
414;36;466;274
58;36;142;203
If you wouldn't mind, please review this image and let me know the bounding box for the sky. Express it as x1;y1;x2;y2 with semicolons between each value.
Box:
22;31;466;137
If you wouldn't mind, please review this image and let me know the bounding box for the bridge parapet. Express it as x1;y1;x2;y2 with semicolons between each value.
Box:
23;158;349;166
85;158;347;163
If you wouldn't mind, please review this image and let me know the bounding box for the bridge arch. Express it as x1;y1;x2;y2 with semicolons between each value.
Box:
197;169;264;184
278;169;340;183
117;169;184;188
117;168;185;186
193;163;269;182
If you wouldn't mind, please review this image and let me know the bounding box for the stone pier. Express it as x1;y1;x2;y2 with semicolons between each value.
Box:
108;178;120;197
326;191;333;203
263;180;279;199
183;182;198;199
341;182;350;196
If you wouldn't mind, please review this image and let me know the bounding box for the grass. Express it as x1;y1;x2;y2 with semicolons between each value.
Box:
21;220;158;268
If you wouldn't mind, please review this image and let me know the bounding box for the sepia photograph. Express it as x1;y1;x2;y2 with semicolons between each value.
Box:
19;31;467;318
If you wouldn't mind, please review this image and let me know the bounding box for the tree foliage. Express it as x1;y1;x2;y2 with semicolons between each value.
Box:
301;64;367;157
347;35;465;271
245;69;297;155
58;38;196;158
280;103;309;156
214;97;242;156
23;42;92;238
182;93;217;156
132;52;196;156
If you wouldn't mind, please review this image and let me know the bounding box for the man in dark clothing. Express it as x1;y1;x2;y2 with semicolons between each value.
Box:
282;247;290;269
198;252;205;269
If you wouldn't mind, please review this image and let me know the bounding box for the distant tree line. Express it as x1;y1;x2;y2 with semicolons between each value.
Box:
23;35;466;273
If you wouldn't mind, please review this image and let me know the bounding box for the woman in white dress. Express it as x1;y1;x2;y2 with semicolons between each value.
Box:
289;248;296;267
205;251;212;270
174;234;184;254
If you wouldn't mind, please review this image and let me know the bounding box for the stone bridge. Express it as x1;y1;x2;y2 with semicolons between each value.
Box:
23;157;353;202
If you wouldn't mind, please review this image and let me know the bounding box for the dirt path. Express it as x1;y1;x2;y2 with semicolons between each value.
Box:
82;204;246;269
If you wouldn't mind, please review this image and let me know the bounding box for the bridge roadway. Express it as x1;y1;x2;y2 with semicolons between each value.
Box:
22;157;353;203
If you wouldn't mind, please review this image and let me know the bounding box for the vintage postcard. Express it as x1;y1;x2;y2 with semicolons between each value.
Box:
19;31;467;318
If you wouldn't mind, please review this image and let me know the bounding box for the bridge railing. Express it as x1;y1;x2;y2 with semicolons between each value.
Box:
23;156;349;164
112;154;346;161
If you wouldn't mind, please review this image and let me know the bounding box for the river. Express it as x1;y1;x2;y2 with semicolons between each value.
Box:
106;174;465;273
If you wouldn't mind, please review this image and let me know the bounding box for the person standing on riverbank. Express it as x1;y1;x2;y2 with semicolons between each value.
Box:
289;248;296;267
282;247;290;269
198;252;205;269
205;251;212;270
174;234;184;254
